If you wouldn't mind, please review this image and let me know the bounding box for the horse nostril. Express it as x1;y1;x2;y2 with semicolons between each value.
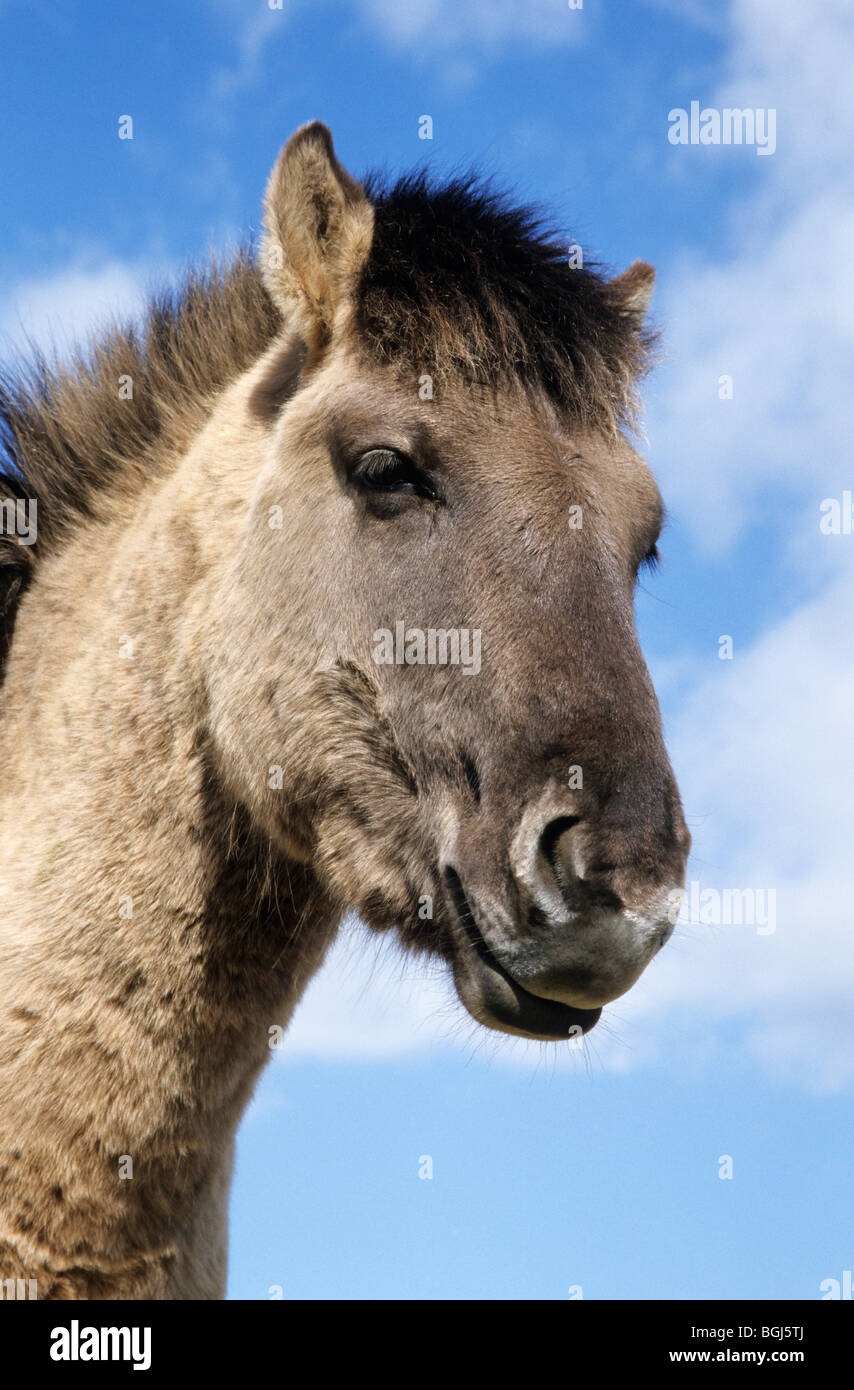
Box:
538;816;581;880
537;815;599;911
537;816;625;913
510;792;688;928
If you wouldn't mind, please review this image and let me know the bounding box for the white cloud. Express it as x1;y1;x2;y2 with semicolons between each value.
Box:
720;0;854;184
649;0;854;552
619;0;854;1089
279;917;464;1061
357;0;585;55
209;0;585;102
606;555;854;1091
0;258;159;360
590;0;854;1088
651;192;854;553
208;1;292;106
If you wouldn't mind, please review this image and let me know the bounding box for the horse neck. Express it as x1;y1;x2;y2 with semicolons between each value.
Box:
0;369;337;1297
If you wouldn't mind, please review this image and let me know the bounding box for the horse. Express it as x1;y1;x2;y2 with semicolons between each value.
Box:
0;122;690;1299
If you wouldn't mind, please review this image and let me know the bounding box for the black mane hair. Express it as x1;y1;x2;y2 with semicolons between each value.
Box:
357;168;655;431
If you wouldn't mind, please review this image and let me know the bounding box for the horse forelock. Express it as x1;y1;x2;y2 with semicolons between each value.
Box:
356;169;657;434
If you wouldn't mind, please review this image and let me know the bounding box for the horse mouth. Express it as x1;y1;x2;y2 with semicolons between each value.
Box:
443;867;602;1042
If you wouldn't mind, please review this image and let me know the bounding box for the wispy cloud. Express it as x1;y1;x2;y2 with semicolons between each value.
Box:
622;557;854;1092
206;0;586;111
651;0;854;551
279;918;463;1061
208;0;294;107
593;0;854;1089
0;256;164;361
357;0;586;54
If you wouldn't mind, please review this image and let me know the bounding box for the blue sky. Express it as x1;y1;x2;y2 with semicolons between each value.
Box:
2;0;852;1299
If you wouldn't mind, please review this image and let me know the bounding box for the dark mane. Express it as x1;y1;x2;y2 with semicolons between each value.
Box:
357;169;655;432
0;171;655;675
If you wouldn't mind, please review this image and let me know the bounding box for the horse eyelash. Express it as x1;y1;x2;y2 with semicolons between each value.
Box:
643;545;661;570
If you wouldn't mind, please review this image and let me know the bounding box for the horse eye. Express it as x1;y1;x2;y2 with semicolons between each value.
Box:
354;449;437;500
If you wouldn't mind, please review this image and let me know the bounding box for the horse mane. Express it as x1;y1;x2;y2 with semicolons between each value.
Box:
0;248;279;557
0;170;656;676
0;249;280;675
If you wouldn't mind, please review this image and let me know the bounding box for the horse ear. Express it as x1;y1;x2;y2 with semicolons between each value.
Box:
604;260;655;324
261;121;374;350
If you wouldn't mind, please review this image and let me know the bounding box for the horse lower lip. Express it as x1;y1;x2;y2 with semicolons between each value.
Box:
465;947;602;1040
446;866;601;1040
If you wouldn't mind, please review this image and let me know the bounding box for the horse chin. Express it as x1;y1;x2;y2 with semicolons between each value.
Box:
452;950;602;1042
